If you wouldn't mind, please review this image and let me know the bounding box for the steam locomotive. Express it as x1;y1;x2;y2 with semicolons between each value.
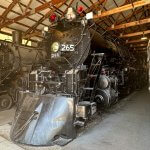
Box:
9;8;147;146
0;33;46;110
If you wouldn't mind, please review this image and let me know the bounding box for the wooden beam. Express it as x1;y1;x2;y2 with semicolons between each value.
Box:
0;0;18;22
133;50;147;53
24;1;65;36
130;43;148;47
108;17;150;30
25;0;106;38
0;0;66;29
0;5;46;38
24;0;33;13
133;48;147;52
120;30;150;38
93;0;150;19
51;0;65;5
80;0;106;17
133;48;147;50
116;5;150;26
115;7;144;25
126;39;149;44
80;0;111;31
24;31;42;39
18;1;24;13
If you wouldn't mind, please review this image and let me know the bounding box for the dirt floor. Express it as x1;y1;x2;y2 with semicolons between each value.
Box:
0;88;150;150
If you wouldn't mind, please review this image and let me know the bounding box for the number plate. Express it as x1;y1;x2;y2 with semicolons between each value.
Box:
61;44;75;52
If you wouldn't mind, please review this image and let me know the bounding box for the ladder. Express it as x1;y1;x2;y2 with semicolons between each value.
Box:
81;53;104;102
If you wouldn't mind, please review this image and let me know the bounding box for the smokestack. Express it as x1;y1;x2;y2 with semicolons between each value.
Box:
12;30;22;45
147;40;150;91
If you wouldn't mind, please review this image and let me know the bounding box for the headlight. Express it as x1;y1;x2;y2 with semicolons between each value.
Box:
51;42;60;53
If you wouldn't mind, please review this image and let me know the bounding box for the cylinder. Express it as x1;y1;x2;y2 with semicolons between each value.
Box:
12;31;22;45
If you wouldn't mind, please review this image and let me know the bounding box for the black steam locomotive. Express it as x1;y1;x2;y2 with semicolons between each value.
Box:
10;8;147;146
0;37;46;110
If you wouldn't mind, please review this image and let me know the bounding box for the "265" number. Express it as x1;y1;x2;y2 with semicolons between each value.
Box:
61;44;75;51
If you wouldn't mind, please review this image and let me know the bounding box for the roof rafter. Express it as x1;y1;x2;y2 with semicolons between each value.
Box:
80;0;106;16
130;43;148;47
120;30;150;38
0;0;66;29
0;0;18;22
115;7;146;25
24;0;33;13
133;50;147;53
0;3;46;27
93;0;150;19
26;0;107;39
24;1;66;37
108;17;150;30
126;39;148;44
24;0;75;39
133;47;147;50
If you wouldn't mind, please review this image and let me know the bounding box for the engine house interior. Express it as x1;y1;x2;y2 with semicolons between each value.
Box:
0;0;149;149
